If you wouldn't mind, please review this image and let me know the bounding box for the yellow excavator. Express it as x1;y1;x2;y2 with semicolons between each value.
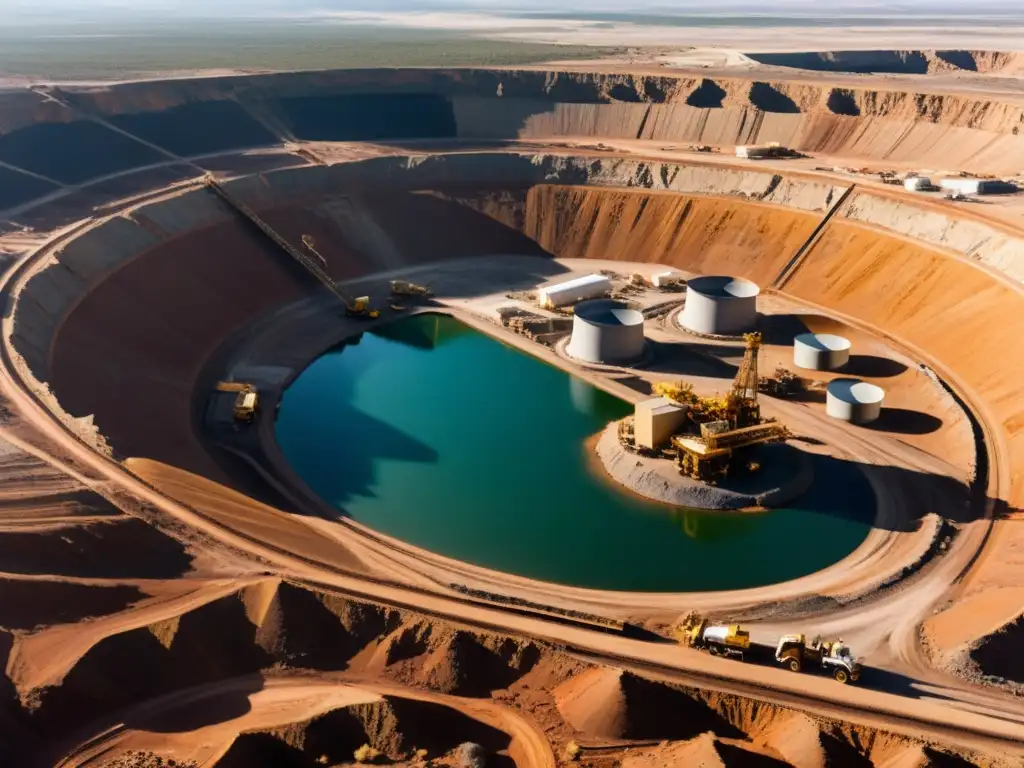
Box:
215;382;258;423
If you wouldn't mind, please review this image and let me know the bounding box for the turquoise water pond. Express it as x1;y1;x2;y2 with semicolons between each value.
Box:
276;314;871;592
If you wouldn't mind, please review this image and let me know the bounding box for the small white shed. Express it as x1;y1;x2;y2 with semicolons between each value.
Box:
537;274;612;309
634;397;688;450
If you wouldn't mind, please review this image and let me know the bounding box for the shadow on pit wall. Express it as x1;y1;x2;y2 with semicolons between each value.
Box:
789;447;979;532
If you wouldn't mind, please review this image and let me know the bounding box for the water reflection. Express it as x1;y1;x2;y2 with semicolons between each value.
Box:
371;312;473;351
569;375;597;414
671;508;762;542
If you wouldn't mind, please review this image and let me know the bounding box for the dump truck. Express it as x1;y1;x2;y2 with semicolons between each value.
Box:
215;382;258;423
675;614;751;660
775;634;861;684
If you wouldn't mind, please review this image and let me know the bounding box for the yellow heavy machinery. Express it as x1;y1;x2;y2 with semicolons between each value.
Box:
672;421;789;483
215;381;258;423
775;634;862;684
674;613;751;661
390;279;434;298
301;235;379;318
203;175;379;319
656;333;788;482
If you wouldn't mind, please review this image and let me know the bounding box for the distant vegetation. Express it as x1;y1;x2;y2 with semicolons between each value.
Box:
0;20;619;81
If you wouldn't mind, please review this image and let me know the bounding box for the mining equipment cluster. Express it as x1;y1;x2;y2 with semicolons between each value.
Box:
622;332;789;483
675;613;861;684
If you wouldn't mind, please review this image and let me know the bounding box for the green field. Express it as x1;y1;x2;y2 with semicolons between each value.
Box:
0;21;619;81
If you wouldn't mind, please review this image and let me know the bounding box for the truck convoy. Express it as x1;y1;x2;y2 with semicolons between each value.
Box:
676;616;751;660
775;634;861;684
675;614;861;684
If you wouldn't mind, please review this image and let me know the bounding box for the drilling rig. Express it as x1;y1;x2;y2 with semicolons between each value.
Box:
661;333;789;483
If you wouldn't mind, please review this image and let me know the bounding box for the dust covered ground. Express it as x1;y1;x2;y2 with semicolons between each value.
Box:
0;54;1024;768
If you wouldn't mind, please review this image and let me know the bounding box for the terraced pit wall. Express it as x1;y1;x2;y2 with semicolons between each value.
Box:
11;153;1024;520
4;67;1024;217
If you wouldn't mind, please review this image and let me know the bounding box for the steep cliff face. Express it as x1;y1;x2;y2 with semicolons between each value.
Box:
2;67;1024;214
747;49;1024;76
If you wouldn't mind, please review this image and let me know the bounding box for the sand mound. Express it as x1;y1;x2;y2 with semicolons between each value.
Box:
553;667;629;739
416;629;540;696
21;582;1006;768
756;712;831;768
872;744;976;768
622;732;787;767
623;732;727;768
215;695;512;767
970;612;1024;685
554;668;740;742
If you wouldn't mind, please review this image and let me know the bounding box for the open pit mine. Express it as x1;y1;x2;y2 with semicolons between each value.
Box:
1;63;1024;768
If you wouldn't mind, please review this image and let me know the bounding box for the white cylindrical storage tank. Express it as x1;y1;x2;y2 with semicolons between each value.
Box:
826;378;885;425
793;333;851;371
566;299;645;365
679;276;759;336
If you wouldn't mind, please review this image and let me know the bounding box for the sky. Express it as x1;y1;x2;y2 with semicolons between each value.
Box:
4;0;1023;24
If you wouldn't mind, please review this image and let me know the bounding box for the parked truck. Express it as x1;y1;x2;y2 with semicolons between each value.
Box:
675;615;751;661
775;634;861;684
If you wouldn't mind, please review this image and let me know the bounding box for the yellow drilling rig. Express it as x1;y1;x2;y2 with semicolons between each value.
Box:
655;333;789;483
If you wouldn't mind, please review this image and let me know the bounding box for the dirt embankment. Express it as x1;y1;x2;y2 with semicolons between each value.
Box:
3;64;1024;218
32;580;1000;768
747;49;1024;76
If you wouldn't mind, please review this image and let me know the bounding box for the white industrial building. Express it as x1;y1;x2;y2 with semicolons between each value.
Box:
537;274;611;309
939;178;1017;195
736;143;793;160
634;397;688;451
904;176;932;192
652;270;685;288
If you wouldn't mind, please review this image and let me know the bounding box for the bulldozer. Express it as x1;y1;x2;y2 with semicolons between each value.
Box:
673;612;751;661
215;382;258;423
775;634;861;684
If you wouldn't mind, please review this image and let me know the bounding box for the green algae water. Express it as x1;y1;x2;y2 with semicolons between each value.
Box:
276;314;871;592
